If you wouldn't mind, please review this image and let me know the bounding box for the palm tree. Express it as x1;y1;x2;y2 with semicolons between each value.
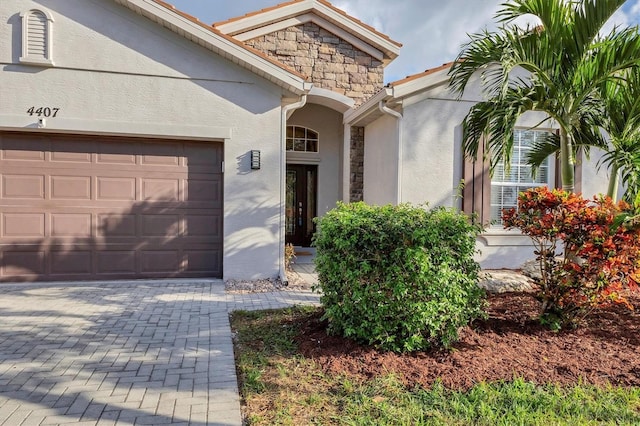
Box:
599;70;640;204
449;0;640;192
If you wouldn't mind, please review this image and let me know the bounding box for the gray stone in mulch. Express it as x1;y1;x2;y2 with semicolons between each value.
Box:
478;270;536;293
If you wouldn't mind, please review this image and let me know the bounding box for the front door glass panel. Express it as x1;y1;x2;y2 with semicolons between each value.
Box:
285;170;297;237
285;165;317;246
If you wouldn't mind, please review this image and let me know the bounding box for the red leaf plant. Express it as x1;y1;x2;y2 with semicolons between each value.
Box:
502;187;640;329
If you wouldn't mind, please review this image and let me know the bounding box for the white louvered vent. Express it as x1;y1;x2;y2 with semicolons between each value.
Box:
20;9;54;66
27;12;47;56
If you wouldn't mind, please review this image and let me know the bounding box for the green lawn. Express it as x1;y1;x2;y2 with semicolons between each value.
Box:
231;307;640;425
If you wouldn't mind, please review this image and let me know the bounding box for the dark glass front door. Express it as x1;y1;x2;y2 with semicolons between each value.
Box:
285;165;317;246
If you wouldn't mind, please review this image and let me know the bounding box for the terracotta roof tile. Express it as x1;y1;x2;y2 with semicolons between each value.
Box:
388;62;454;87
212;0;303;27
150;0;309;81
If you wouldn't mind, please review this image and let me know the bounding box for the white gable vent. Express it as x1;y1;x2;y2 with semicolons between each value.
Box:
20;9;54;66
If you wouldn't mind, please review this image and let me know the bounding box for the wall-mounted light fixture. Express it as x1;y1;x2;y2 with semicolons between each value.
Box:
251;150;261;170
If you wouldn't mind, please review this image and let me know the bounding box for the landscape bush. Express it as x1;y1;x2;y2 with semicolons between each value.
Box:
503;187;640;329
313;202;486;352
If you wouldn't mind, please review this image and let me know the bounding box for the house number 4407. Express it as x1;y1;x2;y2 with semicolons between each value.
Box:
27;107;60;118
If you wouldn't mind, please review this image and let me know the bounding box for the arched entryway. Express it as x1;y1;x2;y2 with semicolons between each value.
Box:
285;89;352;246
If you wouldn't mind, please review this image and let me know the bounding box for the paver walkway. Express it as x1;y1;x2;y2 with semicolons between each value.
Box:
0;280;320;426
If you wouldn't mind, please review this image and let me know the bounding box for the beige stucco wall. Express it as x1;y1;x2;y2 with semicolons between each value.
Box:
0;0;291;280
400;97;464;208
363;114;398;206
287;104;343;217
580;148;616;199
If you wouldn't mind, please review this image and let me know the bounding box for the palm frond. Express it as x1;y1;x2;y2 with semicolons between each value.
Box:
573;27;640;100
449;30;510;96
451;0;640;190
526;132;559;169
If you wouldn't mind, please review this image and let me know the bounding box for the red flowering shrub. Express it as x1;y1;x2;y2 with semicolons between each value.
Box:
502;187;640;329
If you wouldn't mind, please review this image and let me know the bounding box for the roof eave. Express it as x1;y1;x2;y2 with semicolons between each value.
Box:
215;0;401;62
343;87;393;126
114;0;311;95
344;64;454;127
389;63;454;98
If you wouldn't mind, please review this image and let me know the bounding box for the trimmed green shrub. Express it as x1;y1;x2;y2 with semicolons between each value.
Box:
313;202;486;352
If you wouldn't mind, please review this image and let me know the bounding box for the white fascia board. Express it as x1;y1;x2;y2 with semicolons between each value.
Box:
234;13;384;61
118;0;311;95
234;14;311;40
391;69;451;99
217;0;399;60
343;87;392;125
311;4;400;59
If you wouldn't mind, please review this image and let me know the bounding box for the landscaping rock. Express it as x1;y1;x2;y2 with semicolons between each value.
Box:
226;269;536;294
478;270;535;293
225;277;286;293
520;257;565;280
225;269;312;294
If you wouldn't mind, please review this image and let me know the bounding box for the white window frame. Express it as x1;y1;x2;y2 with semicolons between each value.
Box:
489;128;556;229
20;9;55;67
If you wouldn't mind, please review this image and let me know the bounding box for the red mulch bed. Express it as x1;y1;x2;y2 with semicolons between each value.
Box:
295;292;640;391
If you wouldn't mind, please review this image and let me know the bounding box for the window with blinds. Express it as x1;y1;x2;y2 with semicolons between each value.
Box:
490;129;553;225
20;9;54;66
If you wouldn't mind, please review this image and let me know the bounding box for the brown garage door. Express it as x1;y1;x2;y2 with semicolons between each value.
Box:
0;132;223;282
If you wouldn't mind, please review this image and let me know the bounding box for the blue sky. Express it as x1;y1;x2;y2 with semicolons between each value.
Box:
168;0;640;84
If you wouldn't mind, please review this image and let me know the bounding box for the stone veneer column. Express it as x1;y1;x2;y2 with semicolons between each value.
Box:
350;126;365;202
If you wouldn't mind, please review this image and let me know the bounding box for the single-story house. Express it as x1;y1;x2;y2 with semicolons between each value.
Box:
0;0;611;282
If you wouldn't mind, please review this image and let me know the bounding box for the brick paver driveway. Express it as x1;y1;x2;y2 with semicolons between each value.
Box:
0;280;319;425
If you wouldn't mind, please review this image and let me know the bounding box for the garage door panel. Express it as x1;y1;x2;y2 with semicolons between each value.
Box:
97;177;136;201
141;142;181;166
51;176;92;200
50;251;92;275
2;175;45;199
98;214;137;237
187;177;221;203
185;144;222;173
185;214;221;237
1;136;48;161
2;149;46;161
3;213;46;238
97;142;139;165
97;251;137;274
2;251;46;278
51;139;94;162
141;178;180;202
141;250;180;273
51;151;93;163
0;133;223;281
185;249;221;273
141;215;180;237
51;214;93;237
